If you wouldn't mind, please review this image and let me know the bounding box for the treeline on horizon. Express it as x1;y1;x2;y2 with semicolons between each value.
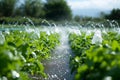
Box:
0;0;120;25
0;0;72;20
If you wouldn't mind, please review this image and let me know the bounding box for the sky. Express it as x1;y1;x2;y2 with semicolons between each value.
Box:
67;0;120;17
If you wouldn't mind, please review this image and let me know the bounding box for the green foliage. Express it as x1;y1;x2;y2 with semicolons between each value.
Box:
76;40;120;80
0;30;60;79
69;32;93;56
105;8;120;20
20;0;44;18
74;15;81;22
44;0;72;20
69;31;120;80
69;32;94;73
0;17;43;25
0;0;17;17
0;0;73;21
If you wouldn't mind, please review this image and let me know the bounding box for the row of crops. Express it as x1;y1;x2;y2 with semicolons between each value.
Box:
1;27;120;80
0;30;60;80
69;30;120;80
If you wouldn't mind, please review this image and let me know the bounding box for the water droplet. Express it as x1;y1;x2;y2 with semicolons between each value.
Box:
1;76;8;80
92;30;102;44
0;32;5;45
104;76;112;80
12;70;20;78
111;51;116;55
86;30;91;36
5;29;10;35
32;52;37;58
64;78;66;80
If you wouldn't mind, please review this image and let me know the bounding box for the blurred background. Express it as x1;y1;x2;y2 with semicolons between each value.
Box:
0;0;120;24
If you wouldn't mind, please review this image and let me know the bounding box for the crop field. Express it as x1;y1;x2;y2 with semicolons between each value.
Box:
0;0;120;79
69;30;120;80
0;22;120;80
0;29;60;80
